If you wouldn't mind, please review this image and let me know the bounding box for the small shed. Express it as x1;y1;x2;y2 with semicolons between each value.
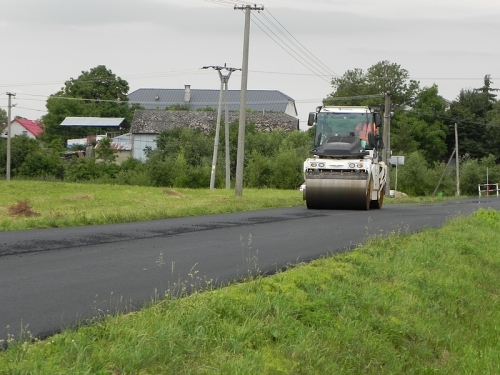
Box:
60;117;126;128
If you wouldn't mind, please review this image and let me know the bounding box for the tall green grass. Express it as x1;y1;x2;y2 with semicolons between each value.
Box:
1;209;499;374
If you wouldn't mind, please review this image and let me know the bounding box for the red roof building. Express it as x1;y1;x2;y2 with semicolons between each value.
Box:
1;119;44;139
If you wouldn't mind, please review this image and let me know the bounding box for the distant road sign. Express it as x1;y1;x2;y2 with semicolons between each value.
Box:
390;156;405;166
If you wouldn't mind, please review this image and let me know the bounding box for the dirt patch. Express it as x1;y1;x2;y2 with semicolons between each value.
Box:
61;193;93;201
163;189;181;196
8;200;41;217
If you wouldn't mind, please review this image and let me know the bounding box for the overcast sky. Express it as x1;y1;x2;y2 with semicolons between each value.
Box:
1;0;499;129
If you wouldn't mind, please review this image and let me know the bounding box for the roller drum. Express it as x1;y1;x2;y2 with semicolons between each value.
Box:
305;174;369;210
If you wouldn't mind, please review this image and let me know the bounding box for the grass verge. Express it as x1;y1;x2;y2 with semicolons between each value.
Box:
1;209;499;374
0;181;304;231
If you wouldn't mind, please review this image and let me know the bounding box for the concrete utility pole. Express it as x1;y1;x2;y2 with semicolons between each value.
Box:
6;92;16;181
224;74;231;189
455;123;460;196
202;64;240;190
234;4;264;197
432;148;456;196
383;92;391;196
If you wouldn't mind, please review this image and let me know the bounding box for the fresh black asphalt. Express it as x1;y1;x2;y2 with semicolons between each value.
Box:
1;197;500;343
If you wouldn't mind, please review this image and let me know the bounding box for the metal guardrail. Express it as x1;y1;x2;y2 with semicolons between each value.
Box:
478;183;499;197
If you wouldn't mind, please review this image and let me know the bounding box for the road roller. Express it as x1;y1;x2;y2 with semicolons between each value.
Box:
303;105;387;210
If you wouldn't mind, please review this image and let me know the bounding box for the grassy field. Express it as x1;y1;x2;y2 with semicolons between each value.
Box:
1;208;499;374
0;180;305;231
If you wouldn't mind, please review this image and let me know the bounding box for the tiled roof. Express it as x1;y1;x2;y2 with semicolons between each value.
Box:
15;119;43;137
128;88;295;114
130;110;299;134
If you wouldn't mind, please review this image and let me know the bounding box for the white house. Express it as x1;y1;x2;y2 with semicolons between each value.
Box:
1;119;43;139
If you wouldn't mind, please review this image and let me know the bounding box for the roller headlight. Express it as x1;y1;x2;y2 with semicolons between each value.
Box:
348;163;355;168
318;162;325;167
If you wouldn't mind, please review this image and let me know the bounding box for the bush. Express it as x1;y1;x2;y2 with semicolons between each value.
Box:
460;154;500;195
269;148;305;189
0;136;41;177
245;150;273;188
18;150;65;179
64;158;103;182
393;152;434;196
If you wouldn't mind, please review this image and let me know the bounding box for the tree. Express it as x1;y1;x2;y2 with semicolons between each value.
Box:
486;100;500;161
474;74;499;102
391;85;449;163
0;136;41;177
448;84;494;159
325;60;420;108
41;65;137;144
95;137;117;164
0;108;7;128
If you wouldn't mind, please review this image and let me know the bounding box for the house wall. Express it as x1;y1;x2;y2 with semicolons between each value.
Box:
0;122;36;139
115;150;133;163
285;101;298;117
132;134;157;161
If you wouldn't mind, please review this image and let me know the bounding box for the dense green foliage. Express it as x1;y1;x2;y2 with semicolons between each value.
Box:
325;60;420;108
447;76;500;160
1;209;499;374
143;122;312;189
94;137;117;164
0;108;7;127
0;122;313;190
391;85;449;163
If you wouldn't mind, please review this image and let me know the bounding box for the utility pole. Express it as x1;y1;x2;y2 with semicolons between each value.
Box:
202;64;240;190
383;92;391;196
6;92;16;181
432;148;456;196
224;73;231;189
234;4;264;197
455;122;460;196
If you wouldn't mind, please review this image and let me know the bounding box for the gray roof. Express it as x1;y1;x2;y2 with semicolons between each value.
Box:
128;88;295;113
60;117;126;127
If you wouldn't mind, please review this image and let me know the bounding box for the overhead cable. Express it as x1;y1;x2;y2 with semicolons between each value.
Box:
263;9;338;78
249;16;331;83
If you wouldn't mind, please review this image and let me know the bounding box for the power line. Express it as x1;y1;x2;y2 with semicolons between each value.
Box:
249;16;331;84
203;0;237;7
1;71;498;90
0;69;207;89
263;9;338;78
405;108;500;129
